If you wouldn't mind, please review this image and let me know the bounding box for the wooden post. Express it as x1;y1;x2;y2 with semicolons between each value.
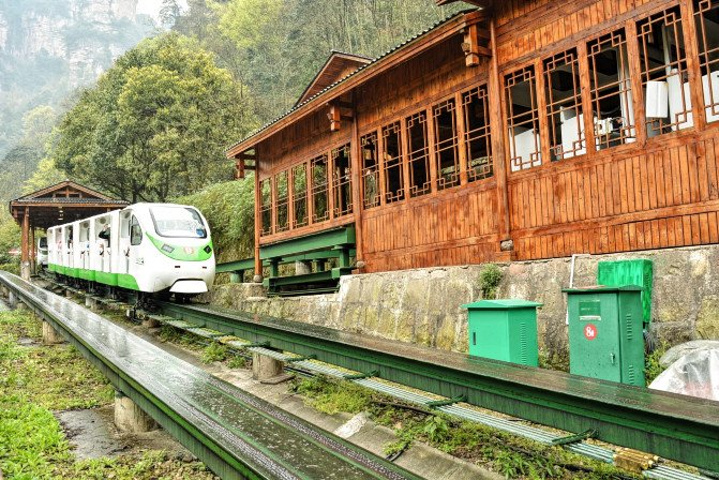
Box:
626;20;647;147
253;153;262;281
350;97;365;265
455;91;469;186
577;42;596;160
426;107;439;194
21;208;30;280
30;225;35;275
680;0;707;132
488;19;511;245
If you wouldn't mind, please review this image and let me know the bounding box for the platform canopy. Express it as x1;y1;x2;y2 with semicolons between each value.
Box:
8;180;129;278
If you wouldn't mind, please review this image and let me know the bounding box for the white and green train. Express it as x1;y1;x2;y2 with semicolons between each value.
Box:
47;203;215;295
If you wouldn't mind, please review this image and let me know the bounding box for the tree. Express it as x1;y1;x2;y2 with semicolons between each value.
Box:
53;33;257;202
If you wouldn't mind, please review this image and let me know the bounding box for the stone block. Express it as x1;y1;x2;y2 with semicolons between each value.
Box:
114;393;157;433
42;321;65;345
252;352;284;380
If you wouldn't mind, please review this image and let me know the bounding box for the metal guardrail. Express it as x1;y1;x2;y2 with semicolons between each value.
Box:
0;272;424;480
156;302;719;473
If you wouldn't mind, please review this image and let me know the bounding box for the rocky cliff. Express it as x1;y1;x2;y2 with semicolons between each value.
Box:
0;0;155;157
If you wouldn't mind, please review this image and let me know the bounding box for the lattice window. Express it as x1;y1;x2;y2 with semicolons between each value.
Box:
331;144;353;217
311;155;329;223
292;163;308;228
406;112;431;196
694;0;719;122
433;99;460;189
544;49;586;161
275;170;289;232
462;85;493;181
361;132;380;209
505;67;542;171
381;121;405;203
260;178;272;236
638;7;691;135
588;29;636;150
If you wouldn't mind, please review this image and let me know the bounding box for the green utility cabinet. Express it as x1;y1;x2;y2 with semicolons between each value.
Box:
462;299;542;366
563;286;645;386
597;259;653;327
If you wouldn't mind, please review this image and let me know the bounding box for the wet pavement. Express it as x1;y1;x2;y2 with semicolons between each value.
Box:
0;273;421;480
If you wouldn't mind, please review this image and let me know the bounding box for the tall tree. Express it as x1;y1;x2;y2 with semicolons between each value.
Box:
53;33;257;202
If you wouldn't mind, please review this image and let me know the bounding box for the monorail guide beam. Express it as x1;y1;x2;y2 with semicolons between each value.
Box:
0;273;422;480
158;303;719;473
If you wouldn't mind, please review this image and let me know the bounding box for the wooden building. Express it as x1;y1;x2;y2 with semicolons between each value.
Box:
227;0;719;283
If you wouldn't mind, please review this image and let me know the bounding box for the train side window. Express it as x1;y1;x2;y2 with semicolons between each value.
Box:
130;216;143;245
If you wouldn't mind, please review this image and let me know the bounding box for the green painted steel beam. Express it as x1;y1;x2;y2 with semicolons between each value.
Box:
216;258;255;273
259;226;355;260
158;303;719;473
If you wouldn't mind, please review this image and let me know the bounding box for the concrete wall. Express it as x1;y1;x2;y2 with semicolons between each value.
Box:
208;244;719;358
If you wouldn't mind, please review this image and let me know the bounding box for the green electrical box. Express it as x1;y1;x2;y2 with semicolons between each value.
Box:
563;286;645;386
461;299;542;366
597;259;653;327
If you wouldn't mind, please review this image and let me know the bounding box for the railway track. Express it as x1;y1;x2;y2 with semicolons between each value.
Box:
150;301;719;476
0;272;424;480
14;272;719;478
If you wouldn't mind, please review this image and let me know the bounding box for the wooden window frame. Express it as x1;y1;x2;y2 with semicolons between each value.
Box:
405;111;432;197
259;178;272;236
637;6;693;136
291;163;308;229
433;97;461;190
693;0;719;123
360;132;380;209
311;154;330;223
331;143;353;218
587;28;638;151
381;121;405;204
461;84;494;181
274;170;289;233
543;48;587;161
505;66;542;172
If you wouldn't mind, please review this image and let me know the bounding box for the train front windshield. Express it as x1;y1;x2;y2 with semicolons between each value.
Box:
150;206;207;239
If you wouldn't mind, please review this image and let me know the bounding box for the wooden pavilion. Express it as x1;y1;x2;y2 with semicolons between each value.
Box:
9;181;129;279
227;0;719;289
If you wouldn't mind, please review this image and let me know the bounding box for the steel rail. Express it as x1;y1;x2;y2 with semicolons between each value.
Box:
157;302;719;473
0;273;423;480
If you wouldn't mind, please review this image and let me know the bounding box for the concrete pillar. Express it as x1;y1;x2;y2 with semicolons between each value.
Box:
142;317;160;328
85;296;99;311
20;262;31;281
42;321;65;345
295;261;312;275
252;352;285;381
114;392;157;433
7;292;16;308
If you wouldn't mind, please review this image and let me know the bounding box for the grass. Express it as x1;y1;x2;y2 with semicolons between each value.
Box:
292;375;643;480
0;310;217;480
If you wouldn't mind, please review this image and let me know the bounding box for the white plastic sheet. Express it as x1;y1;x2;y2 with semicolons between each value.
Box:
649;348;719;401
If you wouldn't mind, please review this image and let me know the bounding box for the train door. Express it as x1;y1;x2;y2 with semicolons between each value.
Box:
119;211;132;274
95;216;112;273
79;222;91;270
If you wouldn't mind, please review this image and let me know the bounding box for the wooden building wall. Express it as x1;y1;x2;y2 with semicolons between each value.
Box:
251;0;719;273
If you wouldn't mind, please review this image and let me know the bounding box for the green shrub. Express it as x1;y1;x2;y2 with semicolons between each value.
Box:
478;263;503;299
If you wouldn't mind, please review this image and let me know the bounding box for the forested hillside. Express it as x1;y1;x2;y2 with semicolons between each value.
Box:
1;0;470;262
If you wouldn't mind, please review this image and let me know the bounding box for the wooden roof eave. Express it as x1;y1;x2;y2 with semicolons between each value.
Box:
225;10;487;160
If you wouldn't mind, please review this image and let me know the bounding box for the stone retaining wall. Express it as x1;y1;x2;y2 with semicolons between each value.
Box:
207;244;719;358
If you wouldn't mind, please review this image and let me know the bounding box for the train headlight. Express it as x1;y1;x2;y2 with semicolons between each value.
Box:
183;246;195;255
161;244;175;253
